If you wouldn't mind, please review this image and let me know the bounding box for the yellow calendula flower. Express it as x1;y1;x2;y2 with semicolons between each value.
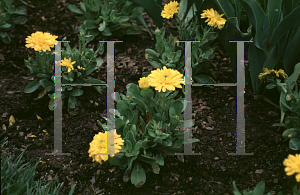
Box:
77;66;85;70
25;31;58;52
258;68;287;80
88;130;124;163
161;1;179;19
201;8;226;30
138;77;150;89
172;37;179;47
61;57;75;72
283;154;300;182
148;66;184;92
277;69;287;78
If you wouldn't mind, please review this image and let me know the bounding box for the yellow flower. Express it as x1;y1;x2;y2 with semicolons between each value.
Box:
148;66;184;92
77;66;85;70
88;130;124;163
138;77;150;89
258;68;287;80
172;37;179;47
277;69;287;78
61;57;75;72
283;154;300;182
201;8;226;30
25;31;58;52
161;1;179;19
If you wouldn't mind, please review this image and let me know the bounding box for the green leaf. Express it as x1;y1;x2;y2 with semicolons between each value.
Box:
128;0;163;28
117;100;128;115
248;43;267;95
11;6;27;15
218;17;252;70
268;0;282;34
125;140;132;152
252;181;266;195
126;131;136;148
213;0;235;18
13;16;27;25
283;29;300;76
49;99;54;110
132;140;142;156
193;75;216;84
68;96;76;109
289;138;300;150
269;6;300;48
123;157;137;182
131;161;146;188
69;89;83;96
115;118;125;130
67;4;84;14
0;23;11;29
84;20;98;29
98;21;106;31
150;162;160;174
24;80;41;93
239;0;265;49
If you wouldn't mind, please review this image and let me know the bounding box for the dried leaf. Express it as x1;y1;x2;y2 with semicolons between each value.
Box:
36;115;42;120
30;135;37;138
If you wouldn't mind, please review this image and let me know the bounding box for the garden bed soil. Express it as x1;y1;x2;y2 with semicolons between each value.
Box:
1;0;299;194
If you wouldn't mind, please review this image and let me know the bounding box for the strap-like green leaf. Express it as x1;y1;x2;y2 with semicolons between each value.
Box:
269;6;300;47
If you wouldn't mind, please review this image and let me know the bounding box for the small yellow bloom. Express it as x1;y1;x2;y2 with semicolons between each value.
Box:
277;69;287;78
77;66;85;70
283;154;300;182
138;77;150;89
25;31;58;52
61;57;75;72
258;68;287;80
201;8;226;30
148;66;184;92
9;115;15;126
88;130;124;163
172;37;179;47
161;1;179;19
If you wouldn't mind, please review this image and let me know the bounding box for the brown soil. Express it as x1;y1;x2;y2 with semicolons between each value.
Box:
1;0;299;194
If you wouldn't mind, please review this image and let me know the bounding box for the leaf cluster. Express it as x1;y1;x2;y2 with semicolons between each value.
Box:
67;0;151;41
1;137;76;195
97;83;199;187
269;63;300;150
0;0;28;44
24;29;104;113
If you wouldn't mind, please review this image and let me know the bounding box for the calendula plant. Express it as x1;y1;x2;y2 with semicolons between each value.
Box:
1;137;76;195
0;0;28;44
67;0;151;43
268;63;300;151
145;0;219;84
24;29;104;113
233;154;300;195
92;66;199;187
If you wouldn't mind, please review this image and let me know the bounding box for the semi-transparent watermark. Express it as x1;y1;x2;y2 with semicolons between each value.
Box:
46;40;254;156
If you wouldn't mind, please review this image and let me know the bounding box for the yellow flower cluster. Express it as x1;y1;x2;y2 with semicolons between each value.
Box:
283;154;300;182
25;31;58;52
161;1;179;19
61;57;75;72
258;68;287;80
138;66;184;92
201;8;226;30
88;130;124;163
